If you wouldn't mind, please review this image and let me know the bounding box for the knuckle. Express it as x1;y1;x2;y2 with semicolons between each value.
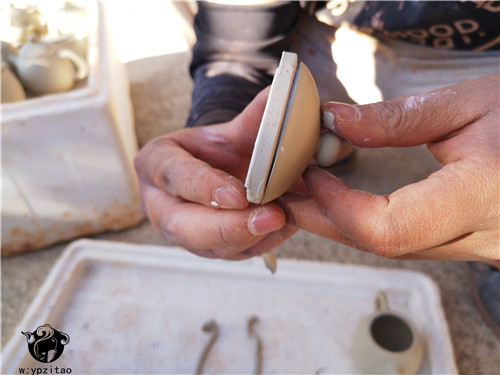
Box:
157;213;183;245
133;150;146;175
210;221;253;259
382;101;410;141
157;156;188;194
362;213;406;258
214;224;233;249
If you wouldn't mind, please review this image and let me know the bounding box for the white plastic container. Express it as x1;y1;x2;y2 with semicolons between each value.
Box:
1;3;143;254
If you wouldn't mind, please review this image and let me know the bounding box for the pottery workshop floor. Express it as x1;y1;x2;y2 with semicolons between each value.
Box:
2;3;499;374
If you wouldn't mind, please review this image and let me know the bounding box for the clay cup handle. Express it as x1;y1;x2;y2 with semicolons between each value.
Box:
58;48;88;80
375;291;389;312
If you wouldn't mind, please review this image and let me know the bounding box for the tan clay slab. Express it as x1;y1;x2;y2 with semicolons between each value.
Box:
246;52;321;204
245;52;297;203
262;62;320;204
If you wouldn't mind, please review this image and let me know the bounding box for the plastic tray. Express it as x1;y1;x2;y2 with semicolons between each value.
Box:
2;239;457;374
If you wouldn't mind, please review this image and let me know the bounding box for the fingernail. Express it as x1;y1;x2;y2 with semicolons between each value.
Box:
323;102;361;121
214;186;245;208
248;209;283;236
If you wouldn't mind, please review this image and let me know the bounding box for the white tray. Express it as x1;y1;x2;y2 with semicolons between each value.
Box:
2;239;457;374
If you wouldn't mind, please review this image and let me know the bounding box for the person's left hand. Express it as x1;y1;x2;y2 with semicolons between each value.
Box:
134;87;298;260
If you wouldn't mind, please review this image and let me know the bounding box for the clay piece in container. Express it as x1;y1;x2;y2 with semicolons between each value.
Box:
10;40;88;96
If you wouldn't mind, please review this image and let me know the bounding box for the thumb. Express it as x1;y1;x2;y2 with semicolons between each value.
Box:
213;86;271;155
231;86;272;140
322;75;498;147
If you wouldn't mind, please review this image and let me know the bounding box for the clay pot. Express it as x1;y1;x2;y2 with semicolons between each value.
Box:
9;40;88;96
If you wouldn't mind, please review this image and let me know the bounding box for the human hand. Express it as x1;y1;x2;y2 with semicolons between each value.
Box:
279;74;499;261
134;88;297;260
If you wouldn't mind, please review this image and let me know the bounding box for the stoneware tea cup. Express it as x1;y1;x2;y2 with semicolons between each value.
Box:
10;40;88;96
351;291;423;374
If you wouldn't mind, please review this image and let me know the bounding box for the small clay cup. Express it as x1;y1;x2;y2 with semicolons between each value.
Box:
351;291;423;374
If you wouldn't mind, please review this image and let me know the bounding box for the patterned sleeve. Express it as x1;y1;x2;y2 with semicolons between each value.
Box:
317;1;500;52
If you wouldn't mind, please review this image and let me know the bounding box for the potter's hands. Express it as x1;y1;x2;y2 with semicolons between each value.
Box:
134;88;297;260
280;74;499;261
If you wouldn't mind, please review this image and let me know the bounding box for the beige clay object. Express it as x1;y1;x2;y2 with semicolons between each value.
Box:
9;40;88;96
246;51;342;273
245;52;321;204
351;291;424;374
315;131;342;167
245;51;344;205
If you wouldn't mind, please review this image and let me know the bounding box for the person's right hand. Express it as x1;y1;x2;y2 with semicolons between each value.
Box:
134;88;298;260
279;74;499;261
